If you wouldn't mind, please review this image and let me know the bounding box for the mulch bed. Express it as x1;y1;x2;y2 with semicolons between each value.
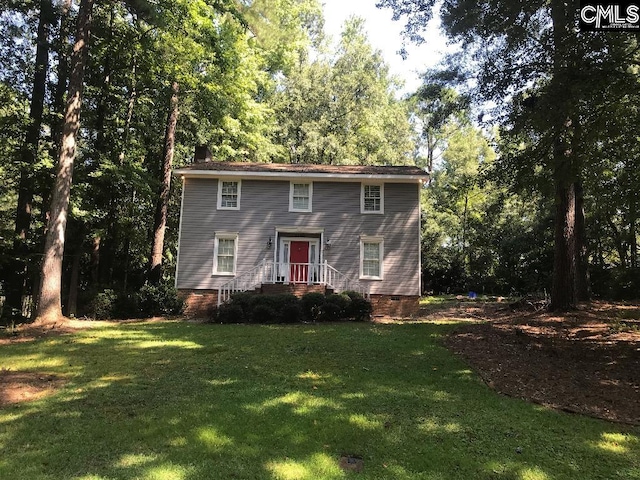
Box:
441;301;640;425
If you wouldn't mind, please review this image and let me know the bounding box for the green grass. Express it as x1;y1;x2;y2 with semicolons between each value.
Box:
1;320;638;480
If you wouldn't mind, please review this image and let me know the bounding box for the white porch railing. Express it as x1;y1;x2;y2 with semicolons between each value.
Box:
217;261;368;306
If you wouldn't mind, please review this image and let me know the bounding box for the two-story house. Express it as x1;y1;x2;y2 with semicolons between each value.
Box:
173;159;427;317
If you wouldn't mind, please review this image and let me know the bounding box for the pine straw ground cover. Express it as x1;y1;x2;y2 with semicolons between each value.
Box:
420;298;640;425
0;314;639;480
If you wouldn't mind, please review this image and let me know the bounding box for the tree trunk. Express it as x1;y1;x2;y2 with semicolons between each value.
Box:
2;0;53;323
628;162;638;269
119;53;138;163
52;0;73;141
93;4;114;156
607;218;628;268
35;0;95;324
549;0;579;311
67;251;81;317
90;235;100;284
551;160;577;310
149;81;179;284
575;181;590;301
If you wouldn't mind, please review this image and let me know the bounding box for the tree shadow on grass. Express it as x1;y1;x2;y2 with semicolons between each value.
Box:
0;321;638;479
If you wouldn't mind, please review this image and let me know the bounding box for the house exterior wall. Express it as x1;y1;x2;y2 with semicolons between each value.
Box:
175;177;421;299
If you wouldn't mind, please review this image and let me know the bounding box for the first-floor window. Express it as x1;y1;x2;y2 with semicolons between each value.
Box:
213;233;238;275
360;236;383;279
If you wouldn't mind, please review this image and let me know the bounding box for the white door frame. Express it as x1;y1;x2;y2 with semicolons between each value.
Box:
277;236;321;283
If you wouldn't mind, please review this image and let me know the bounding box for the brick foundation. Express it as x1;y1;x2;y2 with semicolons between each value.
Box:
179;289;420;319
369;294;420;318
180;290;219;318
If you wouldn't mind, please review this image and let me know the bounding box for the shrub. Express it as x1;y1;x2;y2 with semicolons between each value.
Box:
251;304;278;324
349;297;373;322
280;302;302;324
342;291;372;321
300;292;326;321
230;292;255;317
318;302;342;322
325;293;350;317
136;282;184;317
215;304;245;324
111;294;139;319
90;289;118;319
207;291;370;324
250;293;297;312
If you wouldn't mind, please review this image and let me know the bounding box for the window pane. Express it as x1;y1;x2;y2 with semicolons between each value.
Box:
217;238;235;273
363;185;381;211
221;182;238;208
362;242;380;277
218;256;234;273
218;239;234;256
293;184;309;196
363;260;379;277
293;197;309;210
292;183;310;210
363;243;379;260
364;197;379;211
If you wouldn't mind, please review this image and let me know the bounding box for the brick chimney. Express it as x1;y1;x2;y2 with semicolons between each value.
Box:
194;145;212;163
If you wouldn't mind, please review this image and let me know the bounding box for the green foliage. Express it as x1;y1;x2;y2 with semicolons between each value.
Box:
136;281;184;316
318;301;342;322
215;303;245;324
85;282;183;320
324;293;349;317
271;17;414;165
590;267;640;301
346;296;373;322
279;301;302;324
89;289;119;320
211;292;372;324
251;304;278;324
299;292;326;321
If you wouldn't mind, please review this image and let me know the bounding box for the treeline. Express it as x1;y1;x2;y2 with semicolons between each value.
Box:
387;0;640;303
1;0;639;324
0;0;416;323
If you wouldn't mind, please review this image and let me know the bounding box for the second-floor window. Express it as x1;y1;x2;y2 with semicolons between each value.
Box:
290;182;312;212
218;179;241;210
361;183;384;214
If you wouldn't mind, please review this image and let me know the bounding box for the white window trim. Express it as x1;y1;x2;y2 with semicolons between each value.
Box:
217;179;241;210
360;235;384;280
289;181;313;212
361;183;384;214
213;232;239;276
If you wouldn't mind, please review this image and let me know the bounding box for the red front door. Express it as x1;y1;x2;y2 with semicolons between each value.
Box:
290;241;309;282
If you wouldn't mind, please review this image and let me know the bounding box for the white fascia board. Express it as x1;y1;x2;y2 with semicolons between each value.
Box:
172;169;427;184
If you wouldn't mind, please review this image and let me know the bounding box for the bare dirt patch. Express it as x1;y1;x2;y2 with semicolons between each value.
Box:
0;317;171;407
440;300;640;425
0;371;66;407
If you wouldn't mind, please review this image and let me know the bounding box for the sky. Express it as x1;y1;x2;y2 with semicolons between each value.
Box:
321;0;455;95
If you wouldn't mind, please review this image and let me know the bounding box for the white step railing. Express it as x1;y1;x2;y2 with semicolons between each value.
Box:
323;263;369;298
217;261;368;306
217;260;275;305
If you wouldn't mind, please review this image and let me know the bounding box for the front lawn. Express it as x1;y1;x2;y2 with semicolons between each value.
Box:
1;320;638;479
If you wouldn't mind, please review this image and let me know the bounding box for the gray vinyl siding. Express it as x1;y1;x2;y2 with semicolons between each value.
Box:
176;178;420;296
